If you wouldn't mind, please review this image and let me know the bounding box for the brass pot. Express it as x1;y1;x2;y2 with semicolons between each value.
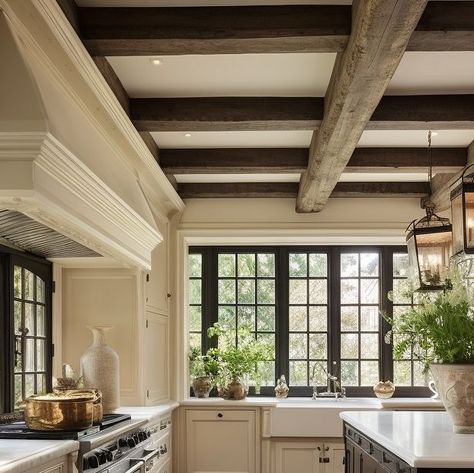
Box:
24;391;100;431
53;388;103;424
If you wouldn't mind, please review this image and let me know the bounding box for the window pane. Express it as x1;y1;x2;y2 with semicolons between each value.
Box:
238;279;255;304
25;338;35;371
238;253;255;277
14;375;23;408
14;300;21;333
392;279;411;304
189;254;202;277
218;306;236;330
257;306;275;331
36;339;45;371
309;333;327;359
341;333;359;359
341;254;359;277
218;279;235;304
289;279;307;304
394;361;411;386
310;361;328;386
341;306;358;332
37;374;46;394
309;306;327;331
289;253;307;277
24;270;34;301
189;306;202;332
189;279;202;304
257;279;275;304
257;254;275;277
25;374;35;398
290;361;308;386
218;254;235;277
36;277;45;304
360;361;379;385
341;361;359;386
289;334;307;359
258;361;275;386
393;253;409;277
360;279;379;304
360;334;378;359
360;306;378;332
309;279;327;304
414;361;429;386
360;253;379;277
341;279;358;304
14;266;22;298
25;303;35;335
289;306;307;332
189;333;201;351
237;306;255;330
309;254;327;277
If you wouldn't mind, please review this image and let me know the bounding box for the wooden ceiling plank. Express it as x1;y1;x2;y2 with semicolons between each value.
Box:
130;95;474;132
161;147;467;174
77;2;474;55
178;181;430;199
296;0;429;213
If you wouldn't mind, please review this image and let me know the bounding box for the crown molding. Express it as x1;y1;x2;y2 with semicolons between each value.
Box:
0;0;184;218
0;131;162;269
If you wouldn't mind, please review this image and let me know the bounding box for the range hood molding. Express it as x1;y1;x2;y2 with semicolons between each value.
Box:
0;131;162;269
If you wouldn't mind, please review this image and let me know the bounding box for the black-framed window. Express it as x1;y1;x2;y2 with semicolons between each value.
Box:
0;246;53;412
188;246;430;397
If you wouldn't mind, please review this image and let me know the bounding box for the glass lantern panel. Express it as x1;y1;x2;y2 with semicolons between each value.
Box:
464;192;474;251
406;235;420;288
415;231;452;288
451;192;464;255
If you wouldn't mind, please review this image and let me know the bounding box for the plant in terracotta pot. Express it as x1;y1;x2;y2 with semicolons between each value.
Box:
388;272;474;433
207;323;273;400
189;346;220;398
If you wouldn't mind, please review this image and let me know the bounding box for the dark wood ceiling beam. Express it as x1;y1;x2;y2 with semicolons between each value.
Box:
131;95;474;132
297;0;428;212
161;147;467;174
178;182;430;199
77;2;474;55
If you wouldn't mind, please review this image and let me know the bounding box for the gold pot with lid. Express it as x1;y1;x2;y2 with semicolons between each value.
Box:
24;389;102;431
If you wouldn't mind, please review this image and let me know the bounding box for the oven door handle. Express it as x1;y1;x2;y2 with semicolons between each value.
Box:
124;461;145;473
129;448;161;471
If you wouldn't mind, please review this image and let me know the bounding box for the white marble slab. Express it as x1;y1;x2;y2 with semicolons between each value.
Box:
0;439;78;473
340;410;474;468
180;397;278;407
114;401;179;424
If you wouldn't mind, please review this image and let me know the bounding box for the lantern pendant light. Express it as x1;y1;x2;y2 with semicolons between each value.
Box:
406;131;453;291
450;163;474;256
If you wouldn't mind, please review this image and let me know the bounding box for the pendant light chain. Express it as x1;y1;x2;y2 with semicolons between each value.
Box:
425;130;435;220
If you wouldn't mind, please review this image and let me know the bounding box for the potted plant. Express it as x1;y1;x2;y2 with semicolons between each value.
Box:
389;272;474;433
207;323;273;400
189;346;219;398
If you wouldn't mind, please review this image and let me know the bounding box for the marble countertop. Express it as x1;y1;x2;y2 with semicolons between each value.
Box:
0;439;78;473
114;401;179;423
340;411;474;468
180;397;278;407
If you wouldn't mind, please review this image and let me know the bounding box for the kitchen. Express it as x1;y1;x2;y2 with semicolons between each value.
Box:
0;0;474;472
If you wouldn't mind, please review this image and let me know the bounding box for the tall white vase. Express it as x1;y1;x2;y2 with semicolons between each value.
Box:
80;325;120;414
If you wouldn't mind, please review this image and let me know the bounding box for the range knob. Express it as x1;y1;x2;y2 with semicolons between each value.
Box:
127;436;136;448
138;430;147;441
118;437;128;448
96;451;107;465
87;455;99;470
133;432;140;444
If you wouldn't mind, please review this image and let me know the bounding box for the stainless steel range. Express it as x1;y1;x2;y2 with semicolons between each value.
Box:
79;415;171;473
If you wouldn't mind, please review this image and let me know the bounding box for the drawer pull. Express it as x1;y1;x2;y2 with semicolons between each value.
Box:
217;413;223;418
383;452;393;464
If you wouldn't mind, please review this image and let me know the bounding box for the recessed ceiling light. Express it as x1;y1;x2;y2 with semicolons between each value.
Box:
150;58;162;66
184;133;192;138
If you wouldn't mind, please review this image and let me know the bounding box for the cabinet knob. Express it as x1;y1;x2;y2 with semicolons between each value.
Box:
217;413;223;418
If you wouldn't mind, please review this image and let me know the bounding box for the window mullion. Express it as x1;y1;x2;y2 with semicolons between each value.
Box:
277;248;289;387
330;248;341;381
381;247;394;383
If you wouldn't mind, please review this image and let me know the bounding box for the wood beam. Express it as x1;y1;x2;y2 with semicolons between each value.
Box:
77;2;474;56
130;95;474;132
161;147;467;174
426;140;474;211
178;182;430;199
297;0;429;213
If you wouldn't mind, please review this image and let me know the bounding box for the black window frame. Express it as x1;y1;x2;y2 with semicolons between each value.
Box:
0;245;53;413
189;245;431;397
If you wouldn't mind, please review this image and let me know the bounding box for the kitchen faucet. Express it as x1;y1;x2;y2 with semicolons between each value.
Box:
311;362;346;400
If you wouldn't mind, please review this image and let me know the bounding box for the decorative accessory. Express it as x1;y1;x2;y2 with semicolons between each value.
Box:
406;131;452;290
275;375;289;399
80;325;119;414
373;380;395;399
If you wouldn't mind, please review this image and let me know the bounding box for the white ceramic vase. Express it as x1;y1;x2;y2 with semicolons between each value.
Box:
430;364;474;433
80;325;120;414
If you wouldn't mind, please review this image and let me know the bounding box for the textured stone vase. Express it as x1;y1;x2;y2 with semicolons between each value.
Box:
430;364;474;433
80;325;120;414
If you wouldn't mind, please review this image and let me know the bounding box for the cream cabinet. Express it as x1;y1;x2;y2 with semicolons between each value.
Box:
273;441;344;473
186;409;257;473
23;452;78;473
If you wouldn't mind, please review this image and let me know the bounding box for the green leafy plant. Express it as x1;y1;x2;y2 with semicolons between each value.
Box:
388;272;474;370
206;323;273;386
188;346;220;379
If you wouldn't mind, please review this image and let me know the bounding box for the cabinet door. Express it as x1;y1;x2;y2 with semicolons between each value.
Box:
326;447;346;473
186;410;256;473
144;312;169;403
274;442;320;473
